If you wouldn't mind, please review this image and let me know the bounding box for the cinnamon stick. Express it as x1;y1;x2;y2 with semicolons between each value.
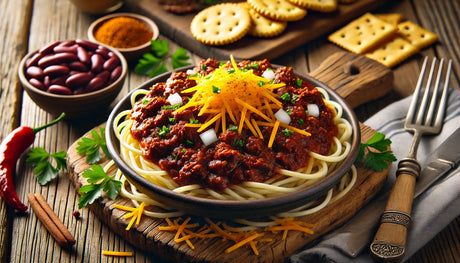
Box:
27;193;76;248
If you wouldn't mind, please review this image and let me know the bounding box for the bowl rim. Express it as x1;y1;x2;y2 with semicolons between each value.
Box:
106;64;361;219
18;40;128;100
87;12;160;52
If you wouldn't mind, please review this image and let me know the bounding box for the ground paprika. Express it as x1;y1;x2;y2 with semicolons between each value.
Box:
94;16;153;49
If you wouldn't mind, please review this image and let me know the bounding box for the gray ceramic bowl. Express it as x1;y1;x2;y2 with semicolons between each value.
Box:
106;66;361;219
19;40;127;119
88;13;159;61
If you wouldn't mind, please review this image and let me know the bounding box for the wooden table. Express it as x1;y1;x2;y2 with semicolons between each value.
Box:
1;0;459;262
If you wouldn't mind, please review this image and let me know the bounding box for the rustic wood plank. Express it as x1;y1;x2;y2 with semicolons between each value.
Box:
0;0;33;262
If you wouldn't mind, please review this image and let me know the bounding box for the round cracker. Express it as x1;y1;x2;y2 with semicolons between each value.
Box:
247;0;307;22
248;7;287;37
287;0;337;12
190;3;251;46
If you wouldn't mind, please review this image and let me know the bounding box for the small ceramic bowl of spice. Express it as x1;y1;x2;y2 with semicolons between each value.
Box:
18;39;128;119
88;13;159;61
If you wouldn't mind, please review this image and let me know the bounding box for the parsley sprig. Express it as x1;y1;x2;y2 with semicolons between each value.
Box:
78;164;122;209
135;39;191;77
356;132;397;172
26;147;67;185
76;127;111;164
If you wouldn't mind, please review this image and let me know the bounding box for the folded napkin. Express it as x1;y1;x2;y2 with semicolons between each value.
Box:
290;88;460;263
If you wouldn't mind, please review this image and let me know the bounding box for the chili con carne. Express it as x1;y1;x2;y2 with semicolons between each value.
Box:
0;112;65;211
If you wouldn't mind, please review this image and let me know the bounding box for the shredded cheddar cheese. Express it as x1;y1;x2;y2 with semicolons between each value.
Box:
102;250;133;256
114;203;145;230
175;56;311;147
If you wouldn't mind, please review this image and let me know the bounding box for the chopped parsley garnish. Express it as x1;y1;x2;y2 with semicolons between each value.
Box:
296;78;302;87
291;94;299;104
78;164;122;209
228;69;235;73
281;93;291;101
158;125;171;137
298;118;305;125
212;85;221;94
282;129;294;136
258;81;266;87
233;140;245;147
356;132;397;172
229;124;238;131
169;117;176;123
186;140;194;146
286;109;292;115
26;148;67;185
142;99;149;104
189;118;199;124
201;64;207;71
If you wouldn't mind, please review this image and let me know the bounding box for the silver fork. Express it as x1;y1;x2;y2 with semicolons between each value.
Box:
369;57;452;263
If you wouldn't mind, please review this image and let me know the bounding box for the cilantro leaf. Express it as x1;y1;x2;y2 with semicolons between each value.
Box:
355;132;397;172
78;164;122;208
26;147;67;185
76;127;111;164
135;40;191;77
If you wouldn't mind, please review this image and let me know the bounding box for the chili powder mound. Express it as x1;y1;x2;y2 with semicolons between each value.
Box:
94;16;153;48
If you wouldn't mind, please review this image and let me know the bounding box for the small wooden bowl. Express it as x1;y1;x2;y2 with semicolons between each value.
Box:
88;13;159;61
18;40;128;120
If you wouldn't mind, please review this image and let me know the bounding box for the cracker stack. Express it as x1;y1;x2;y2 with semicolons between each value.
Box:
328;13;439;67
191;0;343;46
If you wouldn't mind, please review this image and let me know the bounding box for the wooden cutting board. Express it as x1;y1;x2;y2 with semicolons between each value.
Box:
67;52;393;262
129;0;389;60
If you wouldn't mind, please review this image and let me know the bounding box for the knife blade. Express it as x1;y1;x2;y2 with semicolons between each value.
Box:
319;127;460;257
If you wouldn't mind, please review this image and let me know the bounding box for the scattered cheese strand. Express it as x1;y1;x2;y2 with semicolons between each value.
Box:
102;251;133;256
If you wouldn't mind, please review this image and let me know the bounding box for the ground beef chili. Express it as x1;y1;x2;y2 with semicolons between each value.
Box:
129;59;338;192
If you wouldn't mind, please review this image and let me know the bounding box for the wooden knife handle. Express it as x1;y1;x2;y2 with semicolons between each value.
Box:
309;51;393;109
370;158;421;262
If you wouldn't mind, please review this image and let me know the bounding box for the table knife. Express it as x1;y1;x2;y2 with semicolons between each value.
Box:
320;127;460;258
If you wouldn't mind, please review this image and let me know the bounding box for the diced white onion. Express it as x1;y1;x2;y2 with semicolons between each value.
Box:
186;69;196;75
167;93;183;106
262;69;275;81
307;104;320;118
275;109;291;124
200;129;218;146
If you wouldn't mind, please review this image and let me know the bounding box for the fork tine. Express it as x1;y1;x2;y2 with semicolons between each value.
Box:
406;57;429;125
415;58;437;124
433;59;452;128
425;58;444;125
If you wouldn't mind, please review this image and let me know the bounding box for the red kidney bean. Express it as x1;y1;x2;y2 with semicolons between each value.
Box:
48;85;72;95
68;61;88;72
38;52;78;68
76;39;98;51
43;65;70;77
85;76;106;92
24;40;122;95
50;75;67;86
103;56;119;71
26;53;44;68
77;46;90;65
29;78;46;91
54;45;78;54
43;76;50;88
39;41;60;55
90;54;103;73
26;66;44;80
110;66;122;83
95;47;110;59
65;72;93;87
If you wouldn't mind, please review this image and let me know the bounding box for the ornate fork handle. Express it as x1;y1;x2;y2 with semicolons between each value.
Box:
370;158;420;262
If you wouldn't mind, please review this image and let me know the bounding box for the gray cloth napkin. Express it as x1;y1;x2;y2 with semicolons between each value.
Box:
290;88;460;263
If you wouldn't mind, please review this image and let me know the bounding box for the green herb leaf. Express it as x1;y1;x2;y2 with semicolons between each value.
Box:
26;147;67;185
282;129;294;136
212;85;221;94
78;164;122;208
76;127;111;164
356;132;397;172
281;93;291;101
135;40;191;77
171;48;191;69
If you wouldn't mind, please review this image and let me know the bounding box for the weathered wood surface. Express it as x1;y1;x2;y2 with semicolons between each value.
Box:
0;0;459;262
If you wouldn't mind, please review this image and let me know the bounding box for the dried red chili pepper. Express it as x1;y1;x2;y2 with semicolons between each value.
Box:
0;113;65;211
